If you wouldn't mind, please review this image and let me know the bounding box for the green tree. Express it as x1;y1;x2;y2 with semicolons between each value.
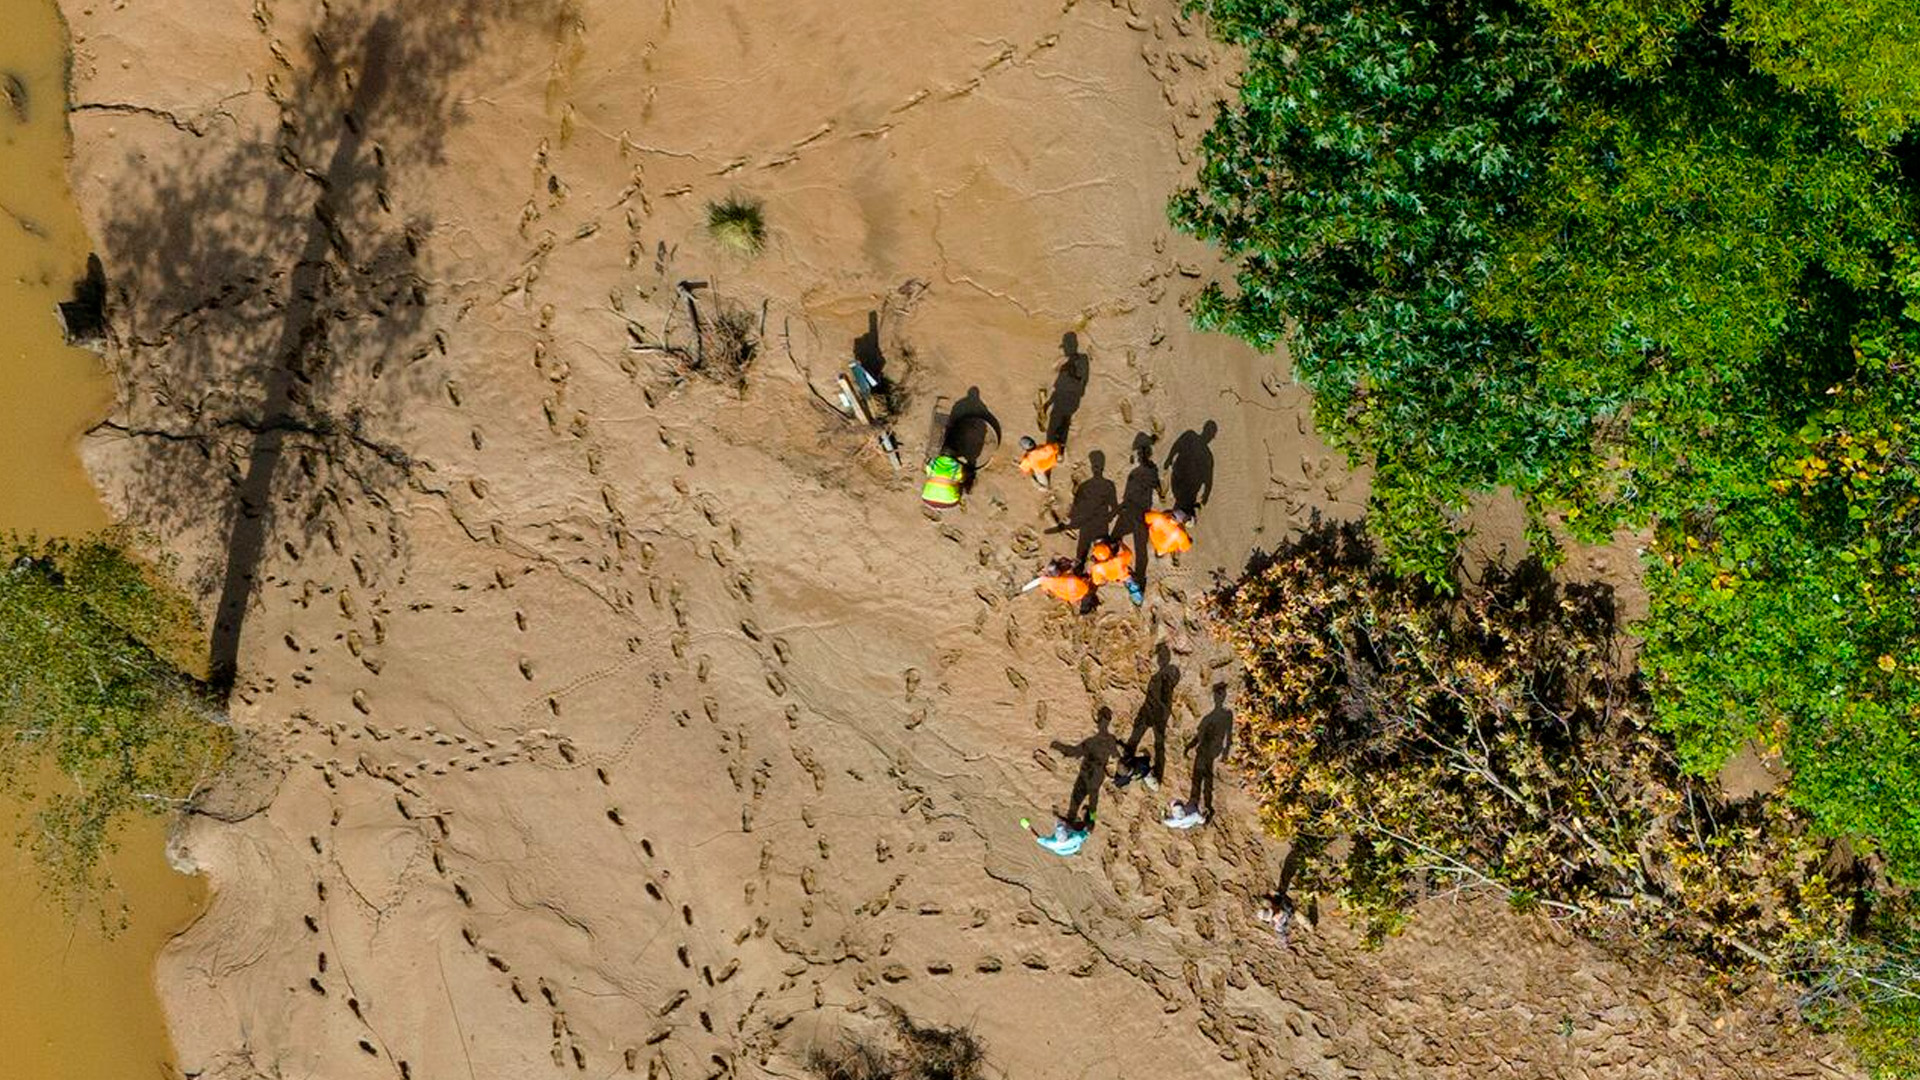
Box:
1641;323;1920;878
1183;0;1920;1067
1179;0;1920;857
1523;0;1920;144
1478;50;1906;533
1728;0;1920;145
0;534;229;917
1172;0;1581;582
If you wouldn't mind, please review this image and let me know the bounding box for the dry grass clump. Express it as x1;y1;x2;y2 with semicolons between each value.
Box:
694;304;759;390
806;1003;985;1080
705;194;766;255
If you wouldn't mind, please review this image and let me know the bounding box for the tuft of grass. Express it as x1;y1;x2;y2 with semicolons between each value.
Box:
706;194;766;255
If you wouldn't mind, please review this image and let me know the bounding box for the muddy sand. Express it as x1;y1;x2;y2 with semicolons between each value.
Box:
61;0;1853;1076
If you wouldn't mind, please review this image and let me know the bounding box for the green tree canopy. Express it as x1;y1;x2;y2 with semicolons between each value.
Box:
1641;322;1920;873
1176;0;1920;909
1523;0;1920;144
1477;51;1908;531
1174;0;1583;575
1182;0;1920;1066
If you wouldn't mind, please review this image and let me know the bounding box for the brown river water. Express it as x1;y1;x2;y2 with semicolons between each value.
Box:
0;1;205;1076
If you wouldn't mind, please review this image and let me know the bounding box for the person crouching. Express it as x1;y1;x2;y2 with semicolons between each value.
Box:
922;454;968;510
1086;538;1143;606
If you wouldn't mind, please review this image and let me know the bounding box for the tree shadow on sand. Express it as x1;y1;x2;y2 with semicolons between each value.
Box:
87;0;557;688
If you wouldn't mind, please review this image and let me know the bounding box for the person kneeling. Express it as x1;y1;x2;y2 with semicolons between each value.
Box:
1086;538;1143;606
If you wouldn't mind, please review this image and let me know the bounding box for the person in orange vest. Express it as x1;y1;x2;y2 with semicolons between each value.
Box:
1086;538;1144;606
1016;436;1061;488
1024;556;1093;610
1145;508;1193;560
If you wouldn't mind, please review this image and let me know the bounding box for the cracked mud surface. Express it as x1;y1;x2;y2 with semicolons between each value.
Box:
64;0;1856;1076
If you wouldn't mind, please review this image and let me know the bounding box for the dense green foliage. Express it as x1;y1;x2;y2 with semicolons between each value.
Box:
1643;325;1920;875
1525;0;1920;144
1177;0;1920;886
1175;0;1572;577
0;535;227;916
1211;532;1920;1066
1183;0;1920;1064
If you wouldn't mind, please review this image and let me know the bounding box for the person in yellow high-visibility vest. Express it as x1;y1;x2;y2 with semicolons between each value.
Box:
921;454;967;509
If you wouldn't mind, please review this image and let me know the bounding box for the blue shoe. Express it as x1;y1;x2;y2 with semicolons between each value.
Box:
1124;577;1145;606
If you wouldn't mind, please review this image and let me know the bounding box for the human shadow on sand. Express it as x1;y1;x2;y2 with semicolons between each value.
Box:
1187;683;1234;818
1053;707;1120;828
1044;332;1090;447
1119;432;1158;581
1066;449;1119;564
1123;641;1181;783
1165;420;1217;516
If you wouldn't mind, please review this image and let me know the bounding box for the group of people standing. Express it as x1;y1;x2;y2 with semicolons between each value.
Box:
1028;677;1232;859
911;345;1232;861
903;344;1293;935
1018;433;1195;611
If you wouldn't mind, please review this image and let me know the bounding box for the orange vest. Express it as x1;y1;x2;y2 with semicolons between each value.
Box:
1041;572;1092;606
1019;442;1061;477
1146;511;1191;556
1088;541;1133;586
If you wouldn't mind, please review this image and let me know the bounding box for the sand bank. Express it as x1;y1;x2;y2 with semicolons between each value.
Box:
63;0;1851;1075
